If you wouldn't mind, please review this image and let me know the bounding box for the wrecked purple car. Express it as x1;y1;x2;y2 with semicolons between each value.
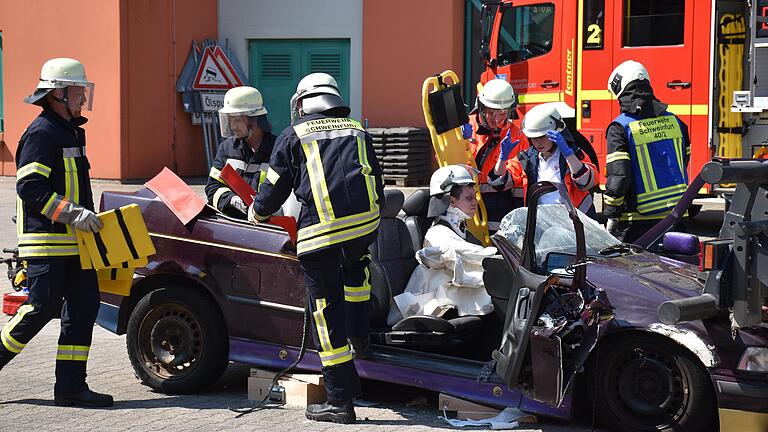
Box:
95;174;768;432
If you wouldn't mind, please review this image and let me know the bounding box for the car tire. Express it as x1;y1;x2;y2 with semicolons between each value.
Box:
126;285;229;394
587;333;716;432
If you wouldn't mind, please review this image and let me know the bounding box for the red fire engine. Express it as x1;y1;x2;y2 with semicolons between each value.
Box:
479;0;768;192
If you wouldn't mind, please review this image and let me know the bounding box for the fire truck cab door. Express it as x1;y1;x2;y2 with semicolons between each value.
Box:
490;1;564;115
611;1;694;118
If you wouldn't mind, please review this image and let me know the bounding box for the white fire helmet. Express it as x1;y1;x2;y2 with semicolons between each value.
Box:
429;164;478;197
219;86;268;138
478;79;517;110
608;60;650;98
289;73;349;122
521;102;570;138
428;164;479;217
25;58;95;111
477;79;517;128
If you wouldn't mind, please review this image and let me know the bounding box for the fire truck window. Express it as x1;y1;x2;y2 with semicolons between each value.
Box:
623;0;685;47
583;0;605;50
496;3;555;65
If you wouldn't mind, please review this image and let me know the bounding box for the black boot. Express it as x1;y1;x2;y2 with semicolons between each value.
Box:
54;388;114;408
305;400;356;424
348;335;370;360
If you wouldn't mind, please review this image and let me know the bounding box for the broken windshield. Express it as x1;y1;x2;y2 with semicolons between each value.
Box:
495;204;622;267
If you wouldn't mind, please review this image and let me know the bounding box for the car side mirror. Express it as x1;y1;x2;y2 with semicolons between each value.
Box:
662;232;700;256
545;252;577;274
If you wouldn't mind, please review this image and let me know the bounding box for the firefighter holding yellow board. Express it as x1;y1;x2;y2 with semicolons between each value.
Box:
249;73;383;424
0;58;113;407
604;60;690;242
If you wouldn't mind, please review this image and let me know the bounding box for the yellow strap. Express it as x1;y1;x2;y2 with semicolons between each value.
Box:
266;167;280;185
297;209;379;240
209;167;225;184
297;218;379;256
212;187;232;209
603;195;625;206
1;304;34;353
357;135;379;213
605;151;630;163
318;344;353;366
344;272;371;303
301;141;335;223
16;162;52;180
312;298;333;352
56;344;90;361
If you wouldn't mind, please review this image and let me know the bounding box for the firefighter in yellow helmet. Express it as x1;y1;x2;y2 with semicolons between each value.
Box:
0;58;113;407
249;73;383;424
604;60;690;242
205;86;275;217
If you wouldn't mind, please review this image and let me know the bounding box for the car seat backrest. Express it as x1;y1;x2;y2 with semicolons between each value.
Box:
402;188;431;253
369;189;417;326
482;256;518;323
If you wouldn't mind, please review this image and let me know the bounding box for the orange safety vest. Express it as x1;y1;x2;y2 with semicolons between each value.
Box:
468;115;526;188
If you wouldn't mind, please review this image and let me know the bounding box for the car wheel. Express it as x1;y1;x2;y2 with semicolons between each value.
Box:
587;333;716;432
126;286;229;394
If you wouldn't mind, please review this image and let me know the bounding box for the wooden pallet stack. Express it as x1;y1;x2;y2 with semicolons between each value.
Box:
368;127;433;187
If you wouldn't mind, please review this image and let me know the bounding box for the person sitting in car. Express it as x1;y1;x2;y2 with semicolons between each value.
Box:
392;165;498;324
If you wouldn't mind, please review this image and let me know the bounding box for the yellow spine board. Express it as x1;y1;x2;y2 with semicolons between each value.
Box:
96;267;134;296
421;70;491;246
79;204;156;270
717;14;745;161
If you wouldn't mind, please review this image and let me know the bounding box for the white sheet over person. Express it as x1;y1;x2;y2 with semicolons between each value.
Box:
391;165;498;325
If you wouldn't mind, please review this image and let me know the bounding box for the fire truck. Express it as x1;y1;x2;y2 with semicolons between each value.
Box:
479;0;768;192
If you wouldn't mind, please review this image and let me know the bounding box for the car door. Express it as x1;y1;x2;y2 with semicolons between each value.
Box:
492;182;607;407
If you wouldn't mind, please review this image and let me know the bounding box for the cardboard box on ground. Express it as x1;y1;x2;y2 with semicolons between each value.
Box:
248;368;325;406
438;393;538;423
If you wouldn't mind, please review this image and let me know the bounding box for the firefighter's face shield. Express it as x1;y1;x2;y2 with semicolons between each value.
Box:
480;105;513;130
219;113;252;139
54;83;94;113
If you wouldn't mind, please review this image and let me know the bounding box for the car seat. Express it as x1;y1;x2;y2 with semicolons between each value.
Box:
368;189;483;347
401;188;431;253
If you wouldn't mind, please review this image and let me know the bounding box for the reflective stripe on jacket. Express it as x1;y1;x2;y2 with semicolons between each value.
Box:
205;134;275;214
15;107;94;258
252;114;384;256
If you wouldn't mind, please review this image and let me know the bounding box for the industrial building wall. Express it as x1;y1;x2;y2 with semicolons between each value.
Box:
362;0;465;128
0;0;217;180
122;0;218;179
218;0;364;124
0;0;123;178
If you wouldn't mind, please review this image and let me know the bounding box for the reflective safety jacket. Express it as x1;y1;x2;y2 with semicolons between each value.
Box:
468;115;526;226
604;112;690;221
15;107;94;258
205;133;275;217
468;115;525;187
252;114;384;256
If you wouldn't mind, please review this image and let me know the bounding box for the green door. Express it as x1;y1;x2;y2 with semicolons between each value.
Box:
249;39;350;133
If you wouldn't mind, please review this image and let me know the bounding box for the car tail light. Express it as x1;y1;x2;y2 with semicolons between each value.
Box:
699;239;731;272
737;347;768;372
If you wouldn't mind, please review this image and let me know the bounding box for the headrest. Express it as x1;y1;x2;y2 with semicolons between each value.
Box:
402;188;430;216
381;189;405;218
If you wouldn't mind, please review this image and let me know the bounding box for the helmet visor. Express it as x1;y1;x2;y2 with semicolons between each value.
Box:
64;83;95;111
219;112;261;138
480;106;512;129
